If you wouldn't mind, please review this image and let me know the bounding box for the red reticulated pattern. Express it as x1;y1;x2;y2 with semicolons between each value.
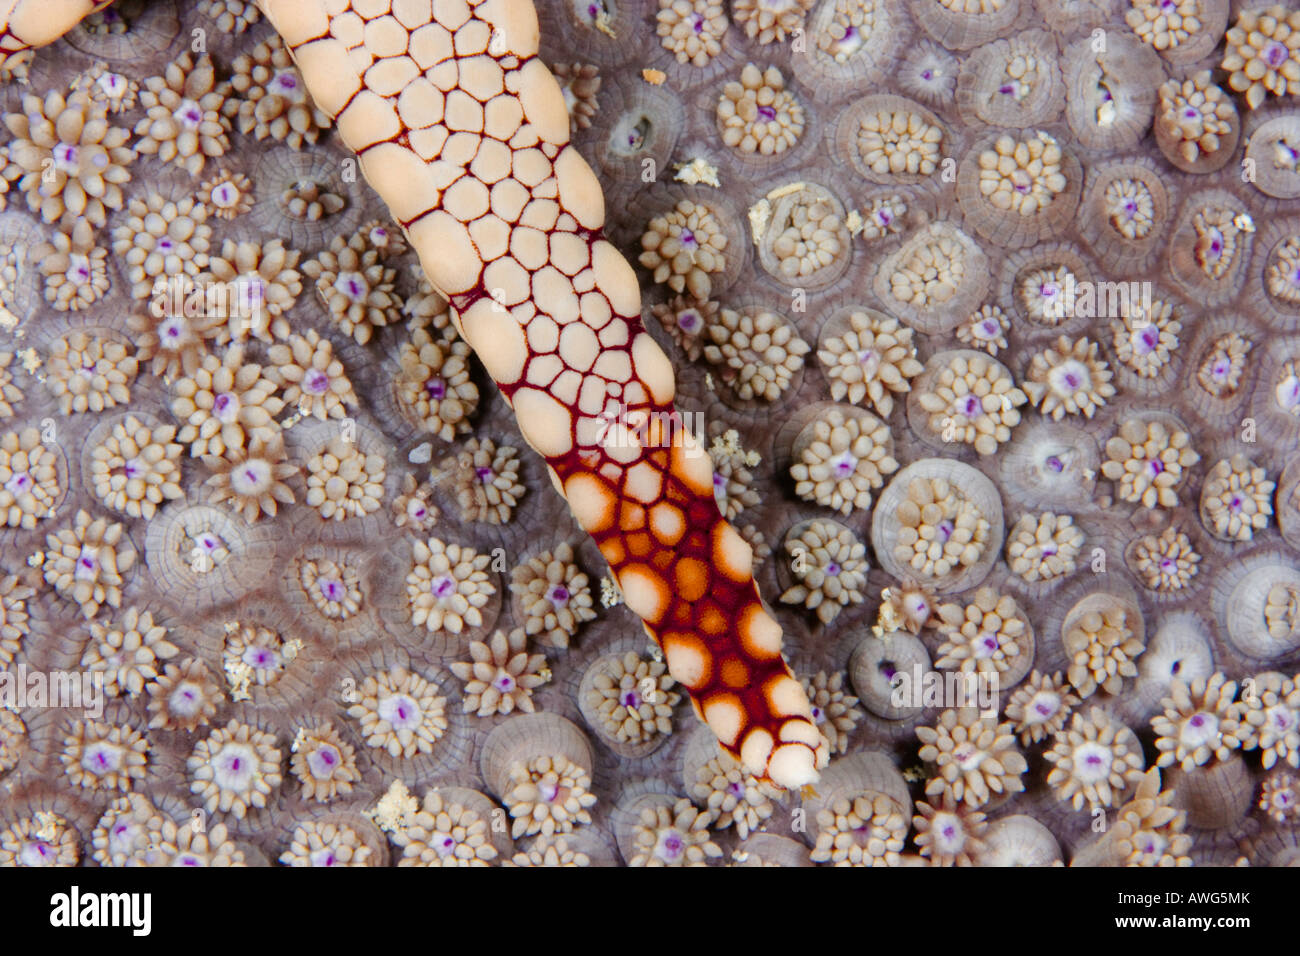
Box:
258;0;825;783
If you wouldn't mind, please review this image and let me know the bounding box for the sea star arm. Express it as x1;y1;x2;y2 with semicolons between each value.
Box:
0;0;117;69
257;0;826;788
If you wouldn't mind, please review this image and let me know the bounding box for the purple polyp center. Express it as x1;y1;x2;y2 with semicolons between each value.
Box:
433;576;456;599
1230;495;1242;510
320;579;344;601
1190;713;1205;728
476;466;493;482
937;520;954;542
980;319;998;335
998;84;1015;95
1149;459;1164;476
679;311;700;331
757;105;777;121
961;396;981;417
156;237;173;252
881;662;897;681
243;467;259;485
1035;701;1054;716
213;393;233;415
5;472;30;493
1141;327;1159;349
425;376;446;399
621;690;639;708
921;69;933;80
304;369;330;394
1085;753;1102;766
1264;41;1290;69
548;584;570;604
345;277;364;297
680;229;696;246
826;562;841;576
692;14;703;32
1063;372;1081;389
1046;455;1064;473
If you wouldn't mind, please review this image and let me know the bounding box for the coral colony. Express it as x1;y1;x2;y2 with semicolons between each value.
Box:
1;0;1300;870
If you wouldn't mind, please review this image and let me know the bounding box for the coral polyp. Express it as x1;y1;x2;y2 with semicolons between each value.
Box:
1101;417;1199;509
1222;5;1300;109
2;90;134;226
916;708;1028;809
406;538;495;635
188;719;282;818
348;666;449;759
